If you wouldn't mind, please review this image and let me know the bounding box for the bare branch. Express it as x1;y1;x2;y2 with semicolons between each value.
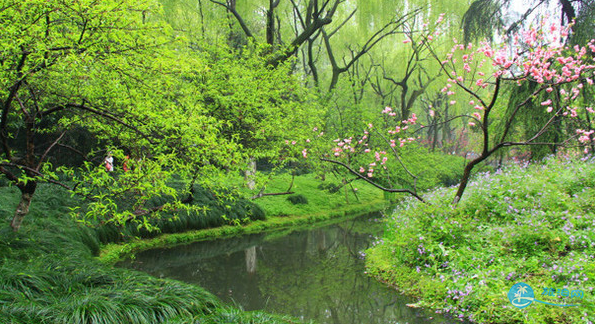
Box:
320;157;426;202
37;131;66;171
251;173;296;199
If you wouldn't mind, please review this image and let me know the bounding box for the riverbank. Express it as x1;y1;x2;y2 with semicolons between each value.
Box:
365;157;595;323
0;173;384;323
99;198;386;264
0;187;310;323
99;172;387;263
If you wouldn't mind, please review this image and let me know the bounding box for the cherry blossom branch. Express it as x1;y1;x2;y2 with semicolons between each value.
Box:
373;128;419;192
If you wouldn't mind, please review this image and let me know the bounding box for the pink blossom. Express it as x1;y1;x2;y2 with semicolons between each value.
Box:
302;149;308;158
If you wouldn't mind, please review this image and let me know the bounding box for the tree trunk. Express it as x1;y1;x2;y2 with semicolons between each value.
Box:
245;157;256;190
452;154;488;204
11;185;36;231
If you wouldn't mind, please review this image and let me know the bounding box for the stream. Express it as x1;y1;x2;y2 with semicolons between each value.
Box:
119;213;465;324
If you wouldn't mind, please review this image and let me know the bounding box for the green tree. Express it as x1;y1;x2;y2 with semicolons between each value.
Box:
194;45;320;189
0;0;239;231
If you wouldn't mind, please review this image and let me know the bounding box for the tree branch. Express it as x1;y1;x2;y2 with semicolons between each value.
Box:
320;157;425;202
209;0;255;40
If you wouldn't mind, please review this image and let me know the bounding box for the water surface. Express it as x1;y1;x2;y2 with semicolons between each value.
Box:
120;214;462;324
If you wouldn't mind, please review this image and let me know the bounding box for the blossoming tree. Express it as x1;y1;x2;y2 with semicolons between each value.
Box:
311;16;595;204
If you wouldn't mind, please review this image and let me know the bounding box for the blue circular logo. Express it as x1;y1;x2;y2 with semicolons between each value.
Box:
508;282;534;309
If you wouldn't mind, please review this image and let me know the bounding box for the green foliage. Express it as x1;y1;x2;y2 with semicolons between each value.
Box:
287;194;309;205
367;157;595;323
318;182;342;194
88;183;266;243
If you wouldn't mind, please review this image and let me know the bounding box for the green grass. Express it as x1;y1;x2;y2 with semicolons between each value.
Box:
366;157;595;323
0;183;317;324
237;172;385;217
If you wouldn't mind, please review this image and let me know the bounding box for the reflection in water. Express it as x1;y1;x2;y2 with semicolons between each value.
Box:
245;246;257;274
120;214;464;324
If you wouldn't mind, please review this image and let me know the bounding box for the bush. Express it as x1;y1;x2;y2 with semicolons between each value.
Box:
287;194;308;205
317;182;342;194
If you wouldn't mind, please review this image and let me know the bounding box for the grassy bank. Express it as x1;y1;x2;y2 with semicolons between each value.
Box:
99;173;386;264
0;173;386;323
366;157;595;323
0;185;309;324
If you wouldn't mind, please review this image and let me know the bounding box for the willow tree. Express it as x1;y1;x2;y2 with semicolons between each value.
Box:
0;0;241;231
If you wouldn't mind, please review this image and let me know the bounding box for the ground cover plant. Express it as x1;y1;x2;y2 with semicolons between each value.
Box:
366;157;595;323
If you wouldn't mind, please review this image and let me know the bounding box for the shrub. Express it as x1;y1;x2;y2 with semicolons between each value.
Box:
287;194;308;205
